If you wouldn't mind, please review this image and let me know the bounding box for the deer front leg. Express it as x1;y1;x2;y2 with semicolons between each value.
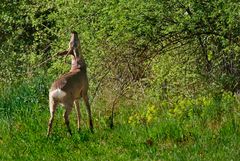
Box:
74;100;81;131
63;105;73;136
83;94;93;132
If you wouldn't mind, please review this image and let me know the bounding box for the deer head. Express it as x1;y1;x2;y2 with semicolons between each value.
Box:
57;31;85;71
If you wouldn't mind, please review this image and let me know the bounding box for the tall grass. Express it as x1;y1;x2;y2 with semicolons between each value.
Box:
0;77;240;160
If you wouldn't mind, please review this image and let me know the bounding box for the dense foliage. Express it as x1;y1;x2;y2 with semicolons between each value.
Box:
1;0;240;93
1;0;240;160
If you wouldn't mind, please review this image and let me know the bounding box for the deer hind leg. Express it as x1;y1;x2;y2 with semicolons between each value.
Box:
83;94;93;132
63;104;73;135
74;100;81;131
47;97;58;136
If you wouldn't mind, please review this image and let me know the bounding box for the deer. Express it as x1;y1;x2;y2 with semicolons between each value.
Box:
47;31;93;136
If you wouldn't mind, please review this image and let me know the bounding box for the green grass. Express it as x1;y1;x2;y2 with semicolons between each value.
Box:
0;80;240;160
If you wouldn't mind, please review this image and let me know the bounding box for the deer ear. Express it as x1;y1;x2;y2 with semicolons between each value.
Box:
57;50;68;56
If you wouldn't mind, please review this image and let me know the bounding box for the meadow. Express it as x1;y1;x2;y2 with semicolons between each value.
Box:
0;77;239;161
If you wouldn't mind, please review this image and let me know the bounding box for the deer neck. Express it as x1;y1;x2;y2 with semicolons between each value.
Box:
70;55;86;72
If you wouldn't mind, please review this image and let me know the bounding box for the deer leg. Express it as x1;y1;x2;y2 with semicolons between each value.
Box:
83;94;93;132
74;100;81;131
63;105;73;135
47;98;57;136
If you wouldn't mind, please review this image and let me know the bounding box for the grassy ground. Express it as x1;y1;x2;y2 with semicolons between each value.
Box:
0;81;240;160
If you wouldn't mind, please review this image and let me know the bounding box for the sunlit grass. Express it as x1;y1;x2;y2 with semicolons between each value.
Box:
0;80;240;160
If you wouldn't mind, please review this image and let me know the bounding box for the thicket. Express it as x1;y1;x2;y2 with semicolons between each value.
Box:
1;0;240;94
